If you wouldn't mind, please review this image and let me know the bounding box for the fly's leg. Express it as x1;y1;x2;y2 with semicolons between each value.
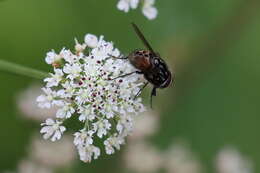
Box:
134;82;149;100
109;71;142;80
105;54;128;61
150;87;157;109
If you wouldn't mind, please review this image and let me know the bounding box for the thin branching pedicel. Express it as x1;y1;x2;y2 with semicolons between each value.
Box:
37;34;146;162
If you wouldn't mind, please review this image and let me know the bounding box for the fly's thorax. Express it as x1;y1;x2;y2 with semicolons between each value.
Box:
144;56;172;88
128;50;152;71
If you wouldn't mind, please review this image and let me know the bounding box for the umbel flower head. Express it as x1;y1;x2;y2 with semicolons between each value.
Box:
37;33;146;162
117;0;158;20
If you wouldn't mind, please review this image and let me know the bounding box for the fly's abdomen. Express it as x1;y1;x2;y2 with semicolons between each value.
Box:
144;67;172;88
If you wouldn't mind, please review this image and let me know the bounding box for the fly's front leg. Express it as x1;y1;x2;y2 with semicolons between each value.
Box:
109;71;143;80
106;54;128;61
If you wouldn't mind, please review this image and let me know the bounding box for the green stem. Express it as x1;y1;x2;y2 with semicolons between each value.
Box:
0;59;48;79
84;118;89;131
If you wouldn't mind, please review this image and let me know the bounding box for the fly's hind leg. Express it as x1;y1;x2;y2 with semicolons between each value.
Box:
134;82;149;100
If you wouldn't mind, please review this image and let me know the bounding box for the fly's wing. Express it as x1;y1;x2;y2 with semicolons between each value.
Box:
131;23;156;55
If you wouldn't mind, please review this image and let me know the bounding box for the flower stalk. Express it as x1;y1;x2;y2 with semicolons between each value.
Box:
0;59;48;79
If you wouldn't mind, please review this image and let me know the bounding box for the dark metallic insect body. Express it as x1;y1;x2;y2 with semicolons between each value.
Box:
128;49;172;89
113;23;173;107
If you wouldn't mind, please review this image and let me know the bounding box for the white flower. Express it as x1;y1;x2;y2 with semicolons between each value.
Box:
101;104;115;119
78;106;95;121
117;0;158;20
45;50;61;65
29;135;76;167
117;0;139;12
56;103;75;119
17;84;57;122
163;142;203;173
63;63;82;80
84;34;98;48
36;88;63;108
60;48;80;64
74;129;94;147
104;135;125;155
116;114;133;134
130;110;159;139
37;33;146;162
75;88;92;106
91;39;119;60
40;118;66;141
44;69;64;87
77;145;100;163
124;141;163;173
142;0;158;20
18;159;53;173
57;81;76;98
93;119;111;138
216;147;253;173
75;38;86;53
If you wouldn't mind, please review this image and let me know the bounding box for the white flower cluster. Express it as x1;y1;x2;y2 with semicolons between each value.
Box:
216;147;253;173
117;0;158;20
123;112;204;173
37;33;146;162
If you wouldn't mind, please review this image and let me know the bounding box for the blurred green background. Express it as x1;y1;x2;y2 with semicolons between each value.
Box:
0;0;259;172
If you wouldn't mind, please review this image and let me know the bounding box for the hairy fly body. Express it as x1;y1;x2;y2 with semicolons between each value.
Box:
112;23;173;107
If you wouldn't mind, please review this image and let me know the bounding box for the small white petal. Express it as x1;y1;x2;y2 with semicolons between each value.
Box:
84;34;98;48
142;6;158;20
45;118;55;125
130;0;139;9
36;95;45;102
117;0;130;12
40;126;51;133
51;130;61;141
59;126;66;133
43;132;52;140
